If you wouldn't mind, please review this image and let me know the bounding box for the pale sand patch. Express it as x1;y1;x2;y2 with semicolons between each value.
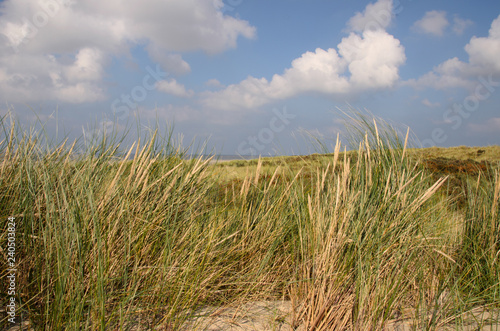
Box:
5;302;498;330
172;302;500;331
385;308;500;331
179;301;301;331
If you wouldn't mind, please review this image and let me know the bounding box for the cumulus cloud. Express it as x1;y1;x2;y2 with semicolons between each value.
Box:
452;16;473;35
64;48;105;82
156;79;194;98
413;10;449;36
0;0;255;103
202;0;405;111
465;15;500;73
202;46;351;110
407;14;500;90
347;0;393;32
338;30;405;89
407;57;474;90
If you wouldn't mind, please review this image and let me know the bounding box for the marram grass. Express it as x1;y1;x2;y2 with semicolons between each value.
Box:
0;114;498;330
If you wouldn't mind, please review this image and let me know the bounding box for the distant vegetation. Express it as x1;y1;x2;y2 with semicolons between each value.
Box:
0;114;499;330
215;145;500;179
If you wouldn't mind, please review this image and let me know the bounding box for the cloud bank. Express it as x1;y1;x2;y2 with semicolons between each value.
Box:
0;0;255;103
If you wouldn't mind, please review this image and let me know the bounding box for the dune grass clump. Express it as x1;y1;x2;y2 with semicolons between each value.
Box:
0;113;499;330
288;116;450;329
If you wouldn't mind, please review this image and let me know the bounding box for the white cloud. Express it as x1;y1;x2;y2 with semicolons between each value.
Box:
156;79;194;98
64;48;105;82
421;98;441;108
0;0;256;103
202;45;353;110
407;57;474;90
465;15;500;73
347;0;393;32
412;10;449;36
338;30;405;89
0;49;107;103
146;45;191;76
56;82;105;103
205;78;224;88
203;0;405;111
116;0;256;54
452;16;473;35
407;15;500;90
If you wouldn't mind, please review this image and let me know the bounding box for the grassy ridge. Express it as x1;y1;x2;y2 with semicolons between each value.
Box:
0;116;499;330
214;145;500;181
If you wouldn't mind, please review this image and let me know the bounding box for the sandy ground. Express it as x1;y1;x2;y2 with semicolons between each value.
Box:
178;301;297;331
138;301;500;331
4;301;499;330
175;301;500;331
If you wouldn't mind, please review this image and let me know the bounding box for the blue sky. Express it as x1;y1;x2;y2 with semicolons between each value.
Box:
0;0;499;156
